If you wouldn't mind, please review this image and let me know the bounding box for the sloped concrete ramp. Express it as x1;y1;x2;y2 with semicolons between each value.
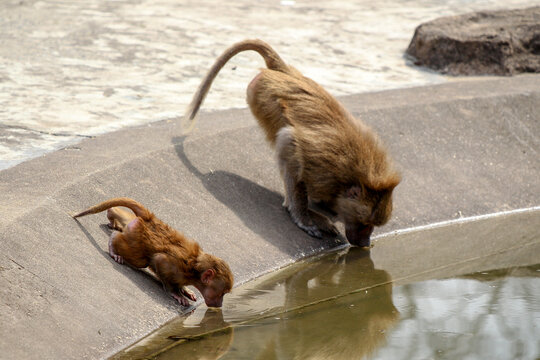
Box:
0;74;539;358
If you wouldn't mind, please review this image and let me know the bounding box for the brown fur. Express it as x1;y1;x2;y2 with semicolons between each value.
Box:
184;39;400;246
73;197;233;307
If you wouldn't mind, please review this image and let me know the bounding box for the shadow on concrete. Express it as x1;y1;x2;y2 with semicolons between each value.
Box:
73;218;190;311
173;136;345;256
73;218;114;262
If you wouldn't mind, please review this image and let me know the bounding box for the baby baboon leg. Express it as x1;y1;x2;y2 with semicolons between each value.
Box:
109;231;125;264
109;230;148;268
107;207;136;231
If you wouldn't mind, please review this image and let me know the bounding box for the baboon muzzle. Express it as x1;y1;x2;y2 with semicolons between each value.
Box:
345;223;374;247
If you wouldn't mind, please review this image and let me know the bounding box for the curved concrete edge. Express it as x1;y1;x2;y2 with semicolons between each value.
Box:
0;74;539;359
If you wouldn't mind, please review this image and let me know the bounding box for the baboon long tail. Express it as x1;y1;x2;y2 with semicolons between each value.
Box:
183;39;288;133
73;197;152;221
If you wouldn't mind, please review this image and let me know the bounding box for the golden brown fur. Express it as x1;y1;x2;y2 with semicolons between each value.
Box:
185;39;400;246
73;197;233;307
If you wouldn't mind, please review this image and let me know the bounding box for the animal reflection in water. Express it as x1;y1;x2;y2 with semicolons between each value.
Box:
159;248;398;360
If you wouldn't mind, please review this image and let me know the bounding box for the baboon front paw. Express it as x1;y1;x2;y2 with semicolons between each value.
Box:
295;221;323;238
303;225;323;238
313;220;338;235
171;292;190;306
287;207;323;238
322;223;339;236
310;211;338;236
180;286;197;301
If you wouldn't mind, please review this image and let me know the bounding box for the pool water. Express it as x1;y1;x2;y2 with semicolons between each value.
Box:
153;260;539;360
383;267;539;360
113;210;540;359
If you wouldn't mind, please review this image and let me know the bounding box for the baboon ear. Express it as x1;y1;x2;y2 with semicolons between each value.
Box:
346;185;364;199
201;269;216;284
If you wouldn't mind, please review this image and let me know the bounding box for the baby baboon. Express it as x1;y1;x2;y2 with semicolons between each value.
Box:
74;197;233;307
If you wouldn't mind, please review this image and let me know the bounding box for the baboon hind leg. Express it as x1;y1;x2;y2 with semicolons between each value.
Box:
109;230;149;268
107;207;136;231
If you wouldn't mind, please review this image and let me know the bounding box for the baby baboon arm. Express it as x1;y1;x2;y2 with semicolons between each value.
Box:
170;287;197;306
151;253;193;305
170;292;190;306
181;286;197;301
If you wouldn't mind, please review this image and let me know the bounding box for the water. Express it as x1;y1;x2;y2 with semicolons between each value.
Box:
120;255;540;360
214;266;540;360
1;0;538;170
383;271;540;360
113;210;540;359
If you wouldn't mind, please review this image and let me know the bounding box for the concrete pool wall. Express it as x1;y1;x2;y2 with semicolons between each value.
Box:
0;74;539;358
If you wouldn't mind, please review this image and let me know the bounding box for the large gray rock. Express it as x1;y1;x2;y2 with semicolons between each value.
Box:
406;7;540;75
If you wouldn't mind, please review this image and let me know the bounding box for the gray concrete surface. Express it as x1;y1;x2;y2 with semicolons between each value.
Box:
1;74;539;359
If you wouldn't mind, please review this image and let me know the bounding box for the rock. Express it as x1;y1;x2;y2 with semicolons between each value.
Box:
406;7;540;75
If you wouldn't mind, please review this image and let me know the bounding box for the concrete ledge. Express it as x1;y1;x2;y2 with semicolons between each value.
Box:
1;74;539;358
